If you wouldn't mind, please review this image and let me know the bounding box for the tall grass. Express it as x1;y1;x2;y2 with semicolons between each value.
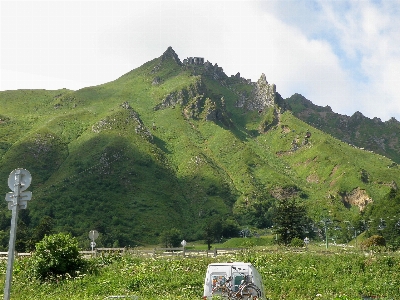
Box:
2;249;399;299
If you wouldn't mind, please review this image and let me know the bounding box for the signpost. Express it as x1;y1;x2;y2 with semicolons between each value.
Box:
89;230;99;252
304;237;310;249
181;240;187;256
4;169;32;300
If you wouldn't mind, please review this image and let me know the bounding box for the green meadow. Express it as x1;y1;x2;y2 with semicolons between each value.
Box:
1;246;399;300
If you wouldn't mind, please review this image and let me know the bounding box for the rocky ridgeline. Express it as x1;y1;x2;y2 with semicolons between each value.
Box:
154;78;206;110
158;47;279;114
151;47;281;131
286;93;400;163
154;77;232;126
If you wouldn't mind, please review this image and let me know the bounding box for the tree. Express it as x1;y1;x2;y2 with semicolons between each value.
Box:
272;198;308;246
221;218;241;238
203;217;223;250
33;216;54;241
233;193;274;229
159;228;182;248
26;216;54;251
364;188;400;249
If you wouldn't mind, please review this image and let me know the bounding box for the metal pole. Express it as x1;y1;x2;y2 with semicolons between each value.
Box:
325;224;328;249
354;229;357;249
4;171;22;300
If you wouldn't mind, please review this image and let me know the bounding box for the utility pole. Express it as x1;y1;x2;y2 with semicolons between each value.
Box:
320;218;331;249
4;169;32;300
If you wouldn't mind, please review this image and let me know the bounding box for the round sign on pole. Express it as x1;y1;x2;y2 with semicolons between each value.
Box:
8;169;31;192
89;230;99;241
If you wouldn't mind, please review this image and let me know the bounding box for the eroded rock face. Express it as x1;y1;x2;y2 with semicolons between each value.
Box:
341;187;372;212
154;79;205;110
245;73;276;111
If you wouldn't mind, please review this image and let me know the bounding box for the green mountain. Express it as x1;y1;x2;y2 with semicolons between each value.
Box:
285;93;400;164
1;47;399;247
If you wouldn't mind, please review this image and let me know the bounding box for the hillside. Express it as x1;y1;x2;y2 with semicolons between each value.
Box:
285;93;400;164
1;47;399;247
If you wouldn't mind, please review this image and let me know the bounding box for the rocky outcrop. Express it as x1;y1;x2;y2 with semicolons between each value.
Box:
340;187;372;212
160;46;182;65
154;79;205;110
182;95;232;127
183;95;204;119
246;73;276;111
203;97;232;127
203;61;227;81
152;77;162;85
235;92;248;108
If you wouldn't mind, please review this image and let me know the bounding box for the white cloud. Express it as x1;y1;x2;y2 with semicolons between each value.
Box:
1;0;399;121
312;0;400;121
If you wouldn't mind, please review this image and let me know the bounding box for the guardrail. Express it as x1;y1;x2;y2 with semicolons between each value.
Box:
153;247;243;257
0;251;31;259
0;247;244;259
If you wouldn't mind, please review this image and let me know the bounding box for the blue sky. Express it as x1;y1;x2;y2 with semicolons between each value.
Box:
1;0;399;121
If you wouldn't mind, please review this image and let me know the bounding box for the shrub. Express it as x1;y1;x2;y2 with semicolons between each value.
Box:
290;237;304;247
30;233;85;281
361;235;386;250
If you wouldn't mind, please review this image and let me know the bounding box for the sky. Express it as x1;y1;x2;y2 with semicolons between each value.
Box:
1;0;400;122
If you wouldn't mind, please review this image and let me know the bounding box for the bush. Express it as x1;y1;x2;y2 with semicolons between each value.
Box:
30;233;85;281
361;235;386;250
289;237;304;247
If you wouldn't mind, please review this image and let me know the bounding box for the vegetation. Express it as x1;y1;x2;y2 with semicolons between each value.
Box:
272;198;309;245
360;235;386;250
0;47;400;251
159;228;182;248
285;93;400;164
1;247;400;299
30;233;85;281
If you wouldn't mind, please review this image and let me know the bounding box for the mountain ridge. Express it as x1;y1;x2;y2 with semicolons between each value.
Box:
284;93;400;163
0;46;399;248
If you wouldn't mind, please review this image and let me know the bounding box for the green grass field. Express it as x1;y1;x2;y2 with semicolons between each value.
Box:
1;245;399;300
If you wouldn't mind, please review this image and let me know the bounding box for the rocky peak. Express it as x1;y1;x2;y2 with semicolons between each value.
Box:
258;73;268;85
161;46;182;65
386;117;399;125
245;73;276;111
351;111;364;119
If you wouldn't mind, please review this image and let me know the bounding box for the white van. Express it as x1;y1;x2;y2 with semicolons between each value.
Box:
202;262;266;299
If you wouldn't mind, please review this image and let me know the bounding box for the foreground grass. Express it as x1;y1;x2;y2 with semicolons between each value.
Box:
0;249;399;300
